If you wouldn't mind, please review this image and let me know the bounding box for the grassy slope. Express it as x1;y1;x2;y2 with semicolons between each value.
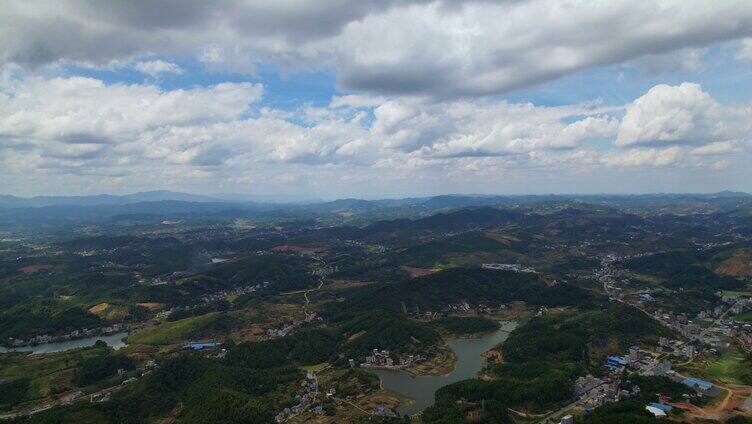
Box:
706;350;750;385
0;345;111;409
126;313;219;345
735;311;752;323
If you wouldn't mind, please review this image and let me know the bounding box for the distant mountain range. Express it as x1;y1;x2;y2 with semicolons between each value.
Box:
0;191;216;208
0;191;751;231
0;190;749;210
0;190;322;208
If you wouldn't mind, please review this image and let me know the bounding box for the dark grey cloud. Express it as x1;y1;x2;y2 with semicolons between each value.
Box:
74;0;217;30
0;0;431;67
333;1;752;97
2;0;752;98
189;144;234;166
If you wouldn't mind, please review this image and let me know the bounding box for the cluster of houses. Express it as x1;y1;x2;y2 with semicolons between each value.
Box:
602;253;752;360
360;348;424;369
89;391;112;403
79;360;162;406
573;375;606;397
311;264;337;277
571;373;622;410
648;294;752;355
584;382;621;410
155;282;274;320
579;347;665;413
447;301;473;312
372;405;395;416
481;263;537;273
267;323;298;339
657;337;701;358
275;372;323;423
438;300;526;315
137;270;194;286
266;312;320;339
637;377;715;419
600;344;719;417
562;368;640;410
200;282;270;303
740;327;752;352
580;346;715;419
4;323;130;348
722;294;752;353
364;349;394;367
605;345;675;378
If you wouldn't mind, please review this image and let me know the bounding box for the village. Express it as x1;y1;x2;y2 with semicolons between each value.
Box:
2;322;135;350
549;253;752;422
597;254;752;358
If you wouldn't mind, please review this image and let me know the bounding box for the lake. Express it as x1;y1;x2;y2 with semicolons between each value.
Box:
0;331;130;355
373;320;517;416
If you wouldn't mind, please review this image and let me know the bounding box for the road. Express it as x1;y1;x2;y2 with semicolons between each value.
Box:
667;378;747;421
699;299;745;339
541;256;746;423
600;256;744;361
534;398;584;424
0;381;128;420
302;278;324;311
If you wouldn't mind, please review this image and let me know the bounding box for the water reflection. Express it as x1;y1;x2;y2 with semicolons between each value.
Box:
373;321;517;416
0;332;130;355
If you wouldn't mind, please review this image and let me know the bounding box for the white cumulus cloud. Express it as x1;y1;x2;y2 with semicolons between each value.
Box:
134;59;183;76
1;74;751;195
601;147;684;167
0;76;262;147
737;38;752;61
616;83;751;147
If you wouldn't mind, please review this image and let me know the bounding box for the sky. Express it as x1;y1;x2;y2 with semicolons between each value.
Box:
1;1;752;199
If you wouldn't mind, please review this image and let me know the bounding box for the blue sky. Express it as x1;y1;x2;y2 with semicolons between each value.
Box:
1;1;752;198
58;61;339;110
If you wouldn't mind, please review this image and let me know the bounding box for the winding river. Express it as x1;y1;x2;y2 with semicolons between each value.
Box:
0;331;130;355
373;320;517;416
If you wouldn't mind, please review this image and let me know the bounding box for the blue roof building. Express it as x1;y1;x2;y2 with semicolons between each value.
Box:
648;402;673;412
183;342;219;350
682;377;713;391
605;356;628;368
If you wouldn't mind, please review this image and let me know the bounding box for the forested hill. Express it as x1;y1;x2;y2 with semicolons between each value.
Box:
620;249;747;291
333;267;599;313
423;303;676;422
321;207;524;240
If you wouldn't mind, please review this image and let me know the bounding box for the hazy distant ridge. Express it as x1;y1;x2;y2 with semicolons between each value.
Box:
0;190;749;210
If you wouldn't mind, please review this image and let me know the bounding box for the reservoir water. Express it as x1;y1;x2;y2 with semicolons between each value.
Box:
0;331;130;355
373;321;517;416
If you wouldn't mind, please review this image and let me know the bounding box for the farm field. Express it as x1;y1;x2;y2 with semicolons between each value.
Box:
734;311;752;323
706;350;751;385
